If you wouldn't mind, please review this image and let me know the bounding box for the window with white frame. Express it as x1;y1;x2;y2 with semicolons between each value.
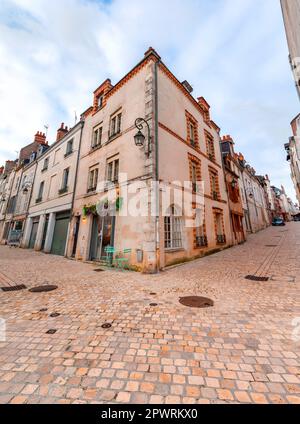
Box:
88;167;98;192
65;139;74;156
92;124;103;149
164;205;183;249
60;167;69;192
42;157;49;171
109;112;122;138
106;158;119;184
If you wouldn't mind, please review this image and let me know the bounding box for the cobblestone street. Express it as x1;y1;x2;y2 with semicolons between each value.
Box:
0;223;299;404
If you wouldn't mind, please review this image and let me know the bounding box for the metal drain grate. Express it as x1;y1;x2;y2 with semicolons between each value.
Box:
46;329;57;335
1;284;27;292
50;313;60;318
179;296;214;308
149;303;158;307
245;275;269;282
101;323;112;329
265;245;278;247
94;269;105;272
29;285;58;293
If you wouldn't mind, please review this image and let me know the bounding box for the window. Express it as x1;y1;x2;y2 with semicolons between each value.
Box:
186;111;199;149
88;168;98;192
195;208;207;247
210;169;219;200
190;123;196;147
36;181;44;203
15;177;20;190
7;196;16;214
206;132;215;161
65;139;74;157
59;168;69;194
109;112;122;138
215;211;226;244
42;157;49;172
92;125;103;149
97;94;104;109
164;205;183;249
106;158;119;184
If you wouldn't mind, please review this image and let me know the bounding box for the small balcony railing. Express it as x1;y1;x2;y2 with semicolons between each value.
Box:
217;234;226;245
196;236;208;248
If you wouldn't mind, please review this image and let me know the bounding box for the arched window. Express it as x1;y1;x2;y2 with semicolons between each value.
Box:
164;205;182;249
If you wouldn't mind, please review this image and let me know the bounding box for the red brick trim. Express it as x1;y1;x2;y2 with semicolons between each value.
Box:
159;122;222;169
204;129;216;162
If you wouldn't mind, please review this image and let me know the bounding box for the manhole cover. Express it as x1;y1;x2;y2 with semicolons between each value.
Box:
39;308;48;312
149;303;158;307
29;285;58;293
245;275;269;282
94;269;105;272
150;293;157;296
179;296;214;308
46;329;57;334
265;245;278;247
1;284;27;292
50;313;60;318
101;323;112;329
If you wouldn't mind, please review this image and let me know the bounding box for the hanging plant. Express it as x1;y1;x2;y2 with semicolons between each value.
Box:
83;204;98;216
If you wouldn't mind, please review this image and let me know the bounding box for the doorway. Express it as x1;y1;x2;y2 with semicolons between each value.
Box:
29;219;39;249
72;216;80;257
51;212;70;256
90;215;115;261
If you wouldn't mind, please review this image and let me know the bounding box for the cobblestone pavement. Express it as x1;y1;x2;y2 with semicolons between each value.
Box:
0;223;299;404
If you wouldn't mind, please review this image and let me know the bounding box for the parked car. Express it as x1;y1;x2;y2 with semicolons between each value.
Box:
272;217;286;226
293;216;300;222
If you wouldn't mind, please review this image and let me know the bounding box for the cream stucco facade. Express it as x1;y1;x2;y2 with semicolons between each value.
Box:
69;48;233;273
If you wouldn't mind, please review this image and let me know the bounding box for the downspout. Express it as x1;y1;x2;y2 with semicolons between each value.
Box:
154;58;160;273
66;119;85;257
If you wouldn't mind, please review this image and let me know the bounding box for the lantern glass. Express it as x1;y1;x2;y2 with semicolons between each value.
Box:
134;130;145;147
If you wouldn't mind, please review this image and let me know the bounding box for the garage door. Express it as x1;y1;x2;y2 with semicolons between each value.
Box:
51;212;70;256
29;220;39;249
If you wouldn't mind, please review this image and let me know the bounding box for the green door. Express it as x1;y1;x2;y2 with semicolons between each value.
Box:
29;220;39;249
51;212;70;256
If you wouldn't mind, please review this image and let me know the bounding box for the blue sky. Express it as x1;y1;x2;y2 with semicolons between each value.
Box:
0;0;299;200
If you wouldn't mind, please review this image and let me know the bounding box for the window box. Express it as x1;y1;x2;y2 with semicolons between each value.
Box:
58;187;68;195
217;235;226;244
196;236;208;247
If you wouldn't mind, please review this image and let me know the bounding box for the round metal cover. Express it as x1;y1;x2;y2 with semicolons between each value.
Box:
94;269;105;272
179;296;214;308
39;308;48;312
150;293;157;296
101;323;112;329
50;312;60;318
150;303;158;307
29;285;58;293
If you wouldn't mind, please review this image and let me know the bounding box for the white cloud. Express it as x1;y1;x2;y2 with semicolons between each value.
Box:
0;0;298;201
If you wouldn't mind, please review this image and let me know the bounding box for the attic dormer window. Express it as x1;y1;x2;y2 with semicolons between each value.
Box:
97;94;104;109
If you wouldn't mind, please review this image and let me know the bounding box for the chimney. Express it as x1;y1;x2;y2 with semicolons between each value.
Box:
222;135;234;143
198;97;211;122
56;123;69;142
34;131;47;144
0;166;4;175
4;160;16;173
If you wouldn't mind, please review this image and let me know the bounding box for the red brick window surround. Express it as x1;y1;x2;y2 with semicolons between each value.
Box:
213;208;226;245
185;110;199;150
188;153;201;193
209;167;220;201
205;130;215;161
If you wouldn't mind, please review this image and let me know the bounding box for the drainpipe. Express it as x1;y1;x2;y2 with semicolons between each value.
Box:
154;58;160;273
66;119;85;257
2;168;16;241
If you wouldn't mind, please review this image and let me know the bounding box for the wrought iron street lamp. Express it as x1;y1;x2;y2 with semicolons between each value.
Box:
134;118;151;157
